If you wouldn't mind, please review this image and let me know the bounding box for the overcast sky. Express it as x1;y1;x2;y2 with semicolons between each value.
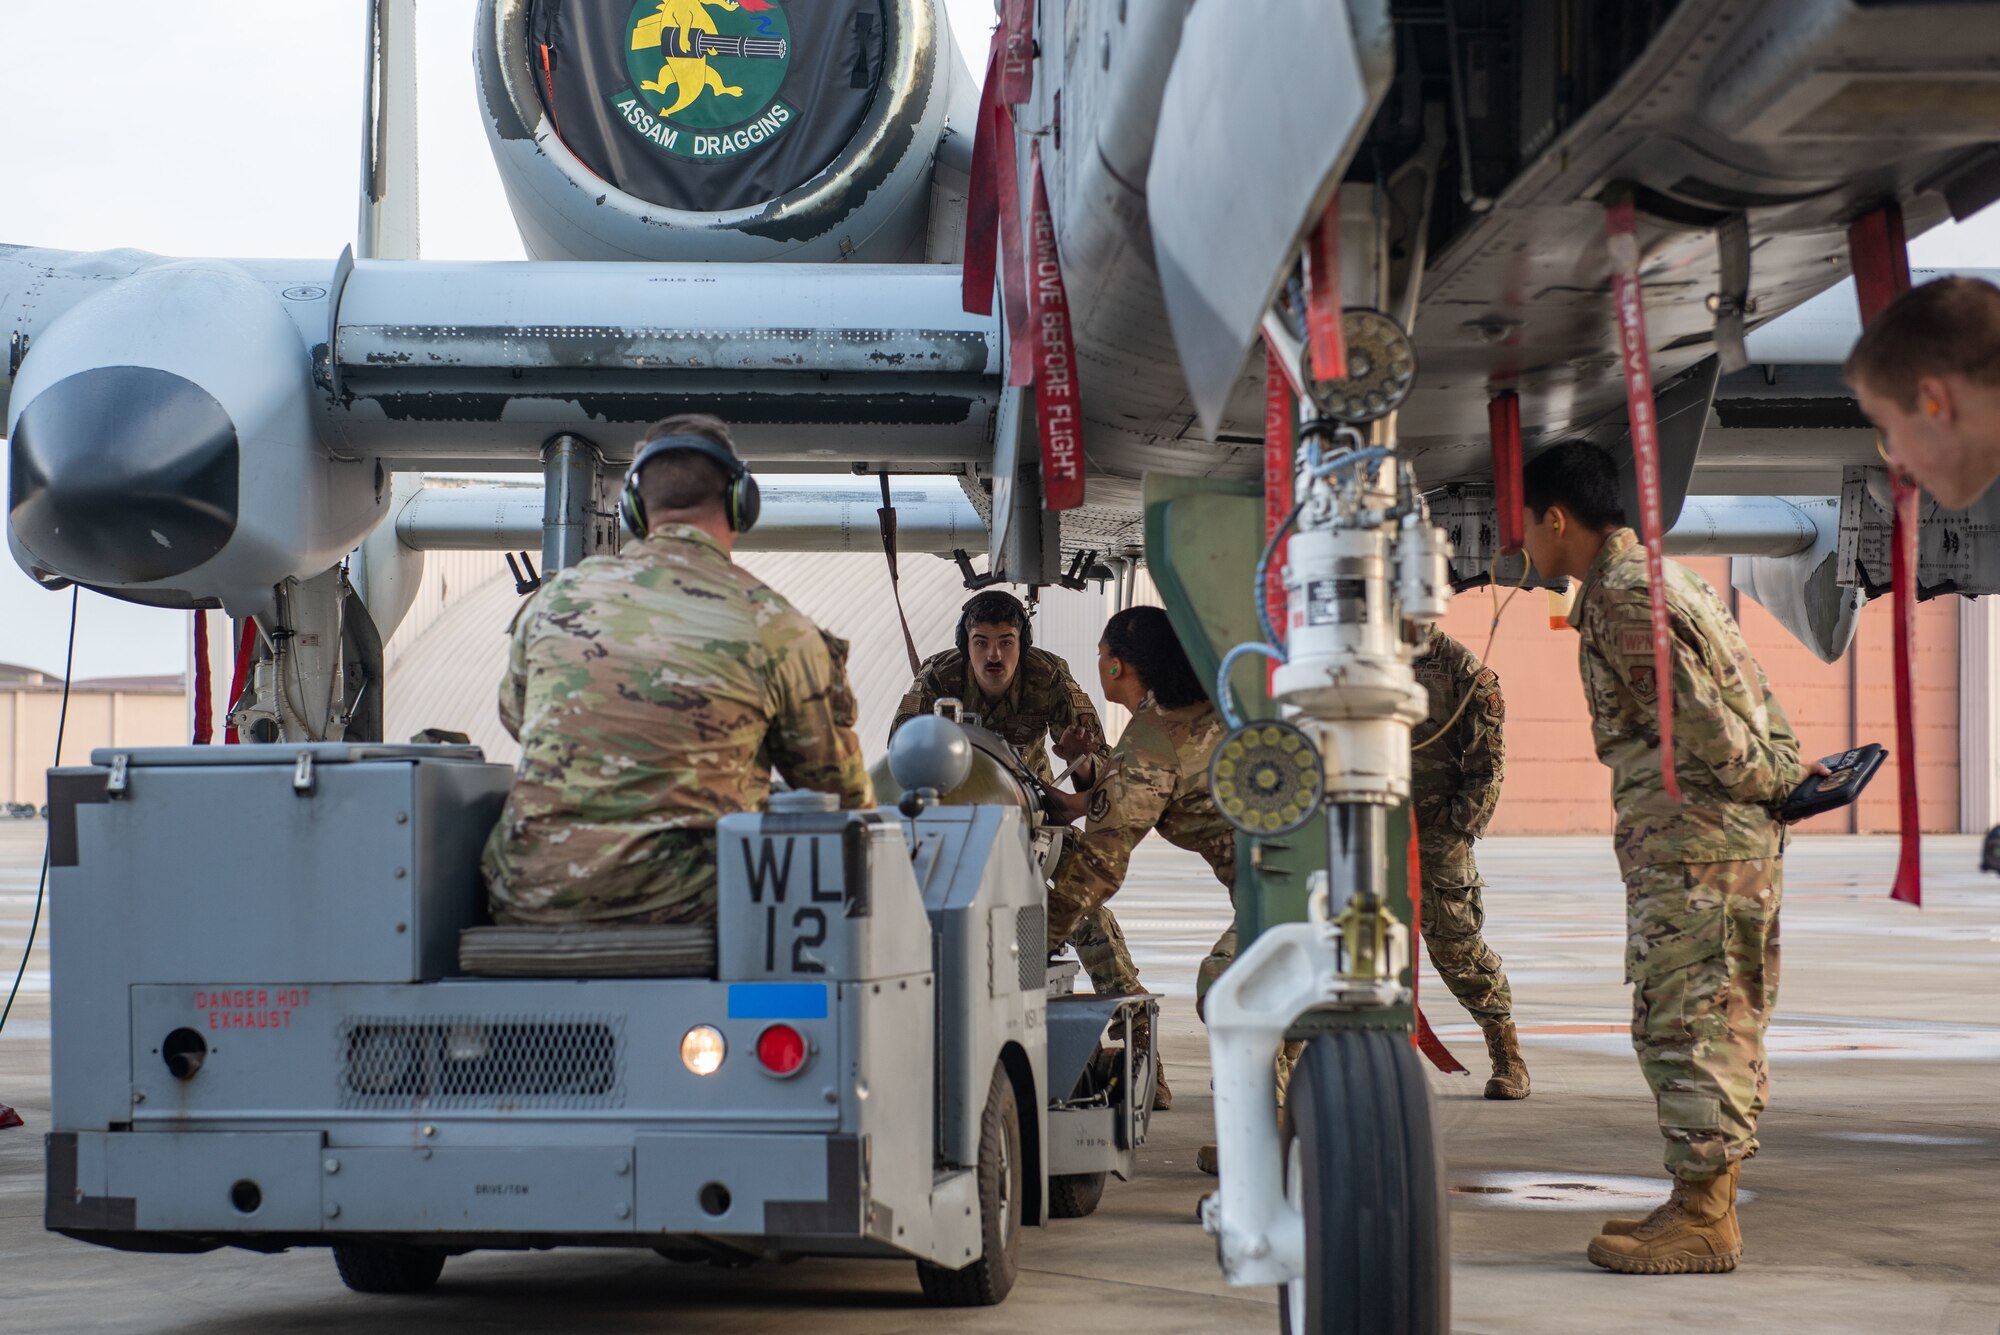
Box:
0;1;1994;680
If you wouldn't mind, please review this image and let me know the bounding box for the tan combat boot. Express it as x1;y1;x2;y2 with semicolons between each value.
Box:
1592;1159;1736;1239
1480;1020;1531;1100
1587;1168;1741;1273
1600;1161;1738;1238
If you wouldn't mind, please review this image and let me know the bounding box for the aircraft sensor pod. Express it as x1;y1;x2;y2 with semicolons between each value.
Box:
476;0;958;263
4;260;382;616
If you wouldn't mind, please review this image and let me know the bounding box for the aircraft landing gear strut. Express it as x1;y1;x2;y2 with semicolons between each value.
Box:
1164;181;1451;1334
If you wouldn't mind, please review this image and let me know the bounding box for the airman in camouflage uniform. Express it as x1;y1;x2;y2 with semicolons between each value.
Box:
1044;692;1235;951
1574;528;1799;1180
1045;688;1302;1176
892;629;1143;1002
1524;440;1809;1274
1411;625;1527;1099
896;603;1168;1103
893;643;1105;786
483;522;873;926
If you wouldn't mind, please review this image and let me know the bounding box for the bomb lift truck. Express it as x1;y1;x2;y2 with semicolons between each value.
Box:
41;712;1152;1304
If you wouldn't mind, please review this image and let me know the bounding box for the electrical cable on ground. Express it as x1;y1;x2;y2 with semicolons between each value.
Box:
0;586;78;1038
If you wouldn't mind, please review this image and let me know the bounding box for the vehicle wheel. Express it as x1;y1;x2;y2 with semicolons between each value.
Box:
1049;1171;1107;1219
1277;1031;1447;1335
915;1063;1022;1306
332;1243;447;1294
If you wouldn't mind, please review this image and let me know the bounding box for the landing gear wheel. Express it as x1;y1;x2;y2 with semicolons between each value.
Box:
1277;1031;1447;1335
916;1063;1022;1306
332;1243;447;1294
1049;1171;1107;1219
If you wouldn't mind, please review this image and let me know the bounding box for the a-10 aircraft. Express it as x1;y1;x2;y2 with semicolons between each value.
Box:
7;2;2000;1331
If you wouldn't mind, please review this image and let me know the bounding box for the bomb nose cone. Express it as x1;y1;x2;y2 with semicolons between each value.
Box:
889;713;974;796
8;365;238;585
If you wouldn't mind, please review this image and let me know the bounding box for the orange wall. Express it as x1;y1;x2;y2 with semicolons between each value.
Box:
1440;557;1961;835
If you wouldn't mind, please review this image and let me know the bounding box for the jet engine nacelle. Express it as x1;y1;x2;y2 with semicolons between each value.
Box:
5;260;383;617
476;0;961;264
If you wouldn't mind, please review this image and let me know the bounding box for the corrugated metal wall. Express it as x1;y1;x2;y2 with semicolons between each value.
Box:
1029;581;1119;734
384;551;507;677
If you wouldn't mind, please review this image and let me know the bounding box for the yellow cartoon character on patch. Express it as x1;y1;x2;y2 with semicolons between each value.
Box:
632;0;748;116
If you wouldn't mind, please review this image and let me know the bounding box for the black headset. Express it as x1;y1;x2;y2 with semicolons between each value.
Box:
620;433;761;538
955;590;1033;658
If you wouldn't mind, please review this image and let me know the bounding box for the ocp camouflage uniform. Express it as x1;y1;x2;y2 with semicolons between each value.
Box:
1048;694;1303;1111
483;524;873;927
1044;693;1233;948
1574;527;1803;1182
1411;626;1513;1027
893;646;1105;784
893;647;1141;996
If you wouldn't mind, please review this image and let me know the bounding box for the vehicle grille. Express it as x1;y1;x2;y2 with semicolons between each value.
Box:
1016;905;1045;994
337;1014;624;1110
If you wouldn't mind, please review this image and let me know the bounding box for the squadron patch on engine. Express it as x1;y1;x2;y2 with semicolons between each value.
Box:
531;0;885;212
614;0;795;160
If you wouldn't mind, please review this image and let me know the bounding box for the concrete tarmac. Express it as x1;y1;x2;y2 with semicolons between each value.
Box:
2;823;1997;1333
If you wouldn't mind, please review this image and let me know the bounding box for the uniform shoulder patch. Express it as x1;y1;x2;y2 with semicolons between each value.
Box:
1629;664;1658;702
1619;626;1654;658
1088;785;1112;822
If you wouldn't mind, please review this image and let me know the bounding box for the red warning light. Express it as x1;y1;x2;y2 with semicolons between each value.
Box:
756;1024;807;1077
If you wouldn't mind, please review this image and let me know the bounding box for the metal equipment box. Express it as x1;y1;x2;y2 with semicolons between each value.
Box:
45;743;510;1130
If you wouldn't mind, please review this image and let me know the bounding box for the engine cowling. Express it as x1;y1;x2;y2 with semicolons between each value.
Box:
476;0;958;263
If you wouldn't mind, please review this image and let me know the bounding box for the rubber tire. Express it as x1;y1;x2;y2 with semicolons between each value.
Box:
1277;1031;1447;1335
916;1064;1022;1306
332;1243;447;1295
1049;1171;1107;1219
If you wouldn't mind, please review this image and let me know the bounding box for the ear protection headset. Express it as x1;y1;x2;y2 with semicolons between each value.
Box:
620;433;761;538
955;591;1033;658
